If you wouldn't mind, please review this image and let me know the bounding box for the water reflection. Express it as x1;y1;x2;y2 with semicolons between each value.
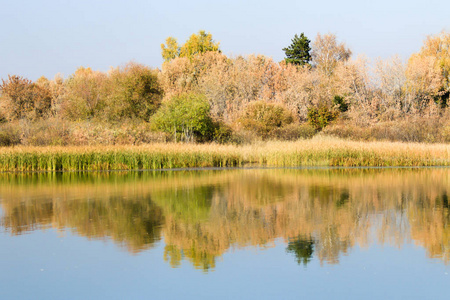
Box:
0;169;449;270
286;236;315;266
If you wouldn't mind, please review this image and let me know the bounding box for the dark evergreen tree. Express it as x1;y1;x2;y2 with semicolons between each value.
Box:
282;33;312;66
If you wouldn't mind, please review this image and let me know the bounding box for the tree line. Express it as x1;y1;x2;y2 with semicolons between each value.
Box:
1;30;449;146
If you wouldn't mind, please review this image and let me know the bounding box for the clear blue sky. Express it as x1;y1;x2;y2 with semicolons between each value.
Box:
0;0;448;80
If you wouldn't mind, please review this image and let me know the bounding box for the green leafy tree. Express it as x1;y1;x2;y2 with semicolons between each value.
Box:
283;33;312;66
150;93;213;142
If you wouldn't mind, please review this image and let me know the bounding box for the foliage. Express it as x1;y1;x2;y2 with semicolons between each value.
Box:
150;93;214;142
61;67;108;120
283;33;312;66
108;63;164;121
420;32;450;89
406;32;450;109
180;30;220;58
307;105;339;130
161;30;220;62
212;121;233;144
161;37;180;62
0;122;21;146
0;75;51;120
238;101;294;137
2;31;450;146
333;95;349;112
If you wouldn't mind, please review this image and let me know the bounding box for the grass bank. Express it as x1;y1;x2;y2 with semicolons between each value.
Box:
1;136;450;172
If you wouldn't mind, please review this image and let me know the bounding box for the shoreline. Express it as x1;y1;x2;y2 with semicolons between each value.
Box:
1;165;450;175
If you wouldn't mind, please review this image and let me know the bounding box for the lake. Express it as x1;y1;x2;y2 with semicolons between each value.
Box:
0;168;449;299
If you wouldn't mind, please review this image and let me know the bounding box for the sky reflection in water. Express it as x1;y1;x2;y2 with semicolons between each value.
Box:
0;168;449;299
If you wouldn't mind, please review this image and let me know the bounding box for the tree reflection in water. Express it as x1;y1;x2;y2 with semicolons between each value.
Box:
0;168;449;271
286;235;315;266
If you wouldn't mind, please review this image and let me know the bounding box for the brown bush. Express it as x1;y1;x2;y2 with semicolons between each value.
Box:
0;123;21;146
323;115;446;143
20;118;70;146
238;101;294;138
270;123;317;140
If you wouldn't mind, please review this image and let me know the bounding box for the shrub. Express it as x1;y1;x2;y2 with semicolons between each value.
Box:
307;105;339;130
229;129;260;145
239;101;294;138
0;123;21;146
150;93;214;142
333;95;349;112
21;118;70;146
323;116;445;143
270;123;317;140
212;121;233;144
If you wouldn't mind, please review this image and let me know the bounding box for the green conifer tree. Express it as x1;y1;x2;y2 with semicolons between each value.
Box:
283;33;312;66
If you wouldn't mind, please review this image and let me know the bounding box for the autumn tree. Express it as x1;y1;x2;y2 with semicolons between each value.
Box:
61;67;108;120
0;75;51;120
406;31;450;109
108;62;163;121
180;30;220;58
282;33;312;66
312;33;352;76
420;31;450;89
161;37;180;62
161;30;220;62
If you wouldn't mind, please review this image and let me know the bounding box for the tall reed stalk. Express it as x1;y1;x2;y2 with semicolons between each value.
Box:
1;137;450;172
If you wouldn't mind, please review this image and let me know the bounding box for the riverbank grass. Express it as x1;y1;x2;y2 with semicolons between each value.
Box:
1;136;450;172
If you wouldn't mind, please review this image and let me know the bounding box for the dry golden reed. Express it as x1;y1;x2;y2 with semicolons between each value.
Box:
1;136;450;172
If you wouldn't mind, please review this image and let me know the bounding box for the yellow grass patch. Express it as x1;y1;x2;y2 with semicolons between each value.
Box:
1;136;450;171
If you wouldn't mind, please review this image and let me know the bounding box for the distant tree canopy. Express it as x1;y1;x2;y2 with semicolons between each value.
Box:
406;31;450;107
62;64;163;122
312;33;352;76
0;75;52;120
282;33;312;66
108;63;164;121
161;30;220;62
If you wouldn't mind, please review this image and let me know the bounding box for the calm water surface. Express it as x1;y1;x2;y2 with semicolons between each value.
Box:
0;168;449;299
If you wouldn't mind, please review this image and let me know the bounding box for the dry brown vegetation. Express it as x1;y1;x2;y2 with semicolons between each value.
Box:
1;31;450;148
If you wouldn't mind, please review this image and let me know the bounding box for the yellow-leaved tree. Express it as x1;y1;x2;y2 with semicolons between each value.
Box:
161;30;220;62
161;37;180;62
406;31;450;109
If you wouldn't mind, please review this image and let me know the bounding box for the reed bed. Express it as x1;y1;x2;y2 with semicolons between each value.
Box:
1;136;450;172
